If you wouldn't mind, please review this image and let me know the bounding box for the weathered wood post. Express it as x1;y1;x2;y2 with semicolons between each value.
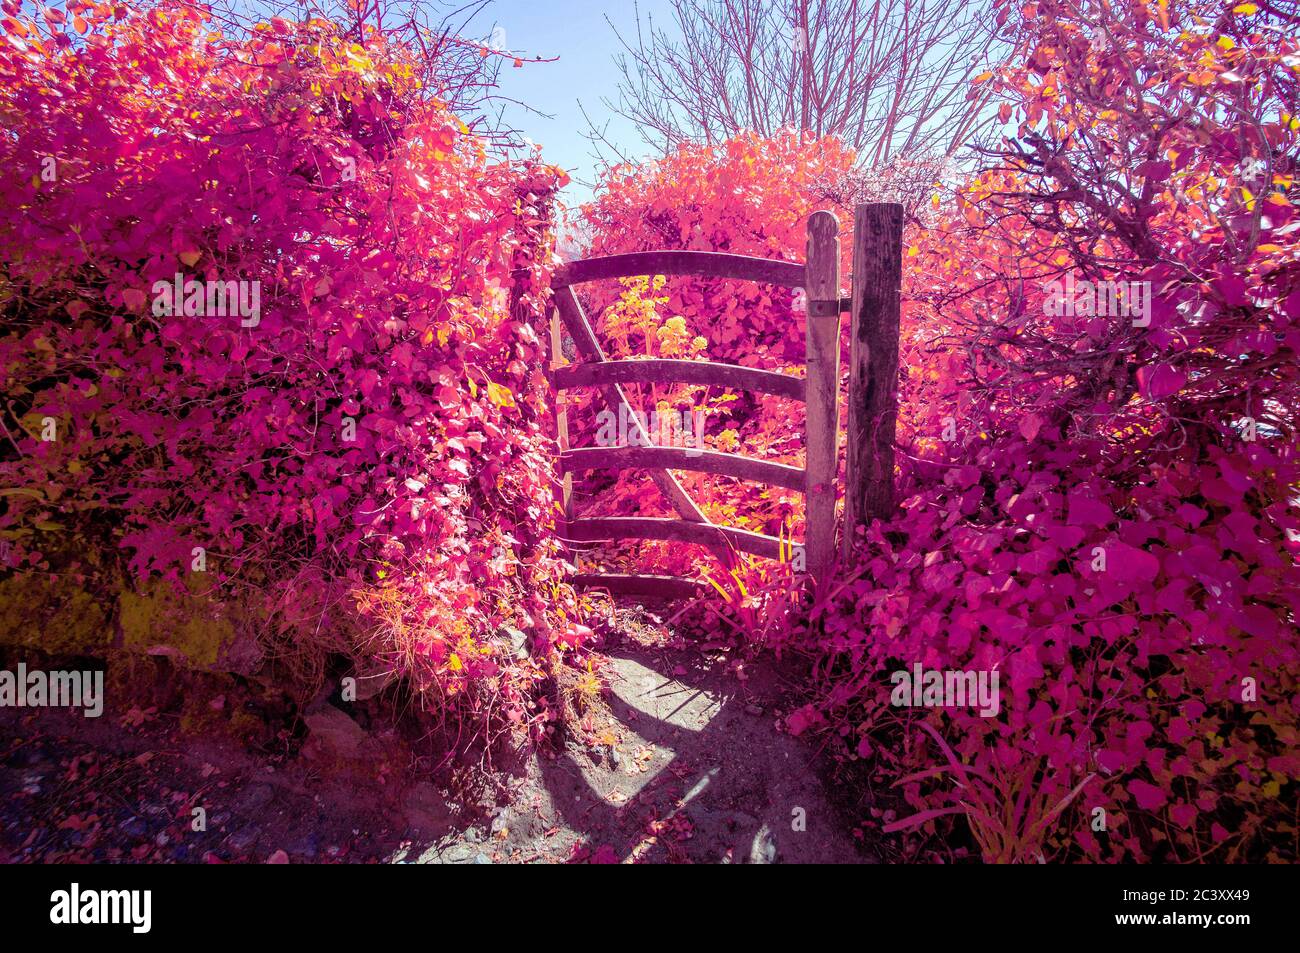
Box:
804;211;841;583
547;309;574;525
843;203;904;561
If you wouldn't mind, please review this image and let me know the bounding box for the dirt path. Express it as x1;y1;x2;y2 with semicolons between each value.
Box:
415;613;871;864
1;606;871;864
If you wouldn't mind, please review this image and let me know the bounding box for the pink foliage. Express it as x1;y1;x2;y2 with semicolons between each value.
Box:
0;5;576;720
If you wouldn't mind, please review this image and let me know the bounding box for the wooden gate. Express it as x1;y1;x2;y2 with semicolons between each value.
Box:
547;203;902;599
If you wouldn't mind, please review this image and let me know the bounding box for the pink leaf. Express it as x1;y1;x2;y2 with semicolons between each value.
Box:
1018;412;1044;440
1067;492;1113;527
1127;779;1167;811
1137;364;1187;400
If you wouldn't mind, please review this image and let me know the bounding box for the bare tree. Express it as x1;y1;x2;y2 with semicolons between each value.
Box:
605;0;1008;166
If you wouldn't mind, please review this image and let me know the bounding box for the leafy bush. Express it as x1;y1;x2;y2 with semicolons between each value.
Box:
813;0;1300;862
581;130;858;364
0;4;580;736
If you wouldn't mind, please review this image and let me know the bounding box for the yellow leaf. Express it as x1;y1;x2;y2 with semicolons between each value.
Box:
34;521;63;531
448;653;463;672
1232;3;1258;13
486;381;515;408
179;249;201;267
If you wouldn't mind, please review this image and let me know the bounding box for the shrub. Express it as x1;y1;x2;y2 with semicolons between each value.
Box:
0;3;580;739
810;0;1300;862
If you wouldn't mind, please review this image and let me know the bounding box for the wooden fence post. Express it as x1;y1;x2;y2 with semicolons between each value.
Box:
843;203;904;561
547;309;574;525
804;211;841;583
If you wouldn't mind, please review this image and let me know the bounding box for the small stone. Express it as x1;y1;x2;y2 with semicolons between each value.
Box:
745;704;764;716
499;626;530;660
303;702;372;760
439;843;479;864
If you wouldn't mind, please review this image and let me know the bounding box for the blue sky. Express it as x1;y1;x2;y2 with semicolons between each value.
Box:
481;0;670;204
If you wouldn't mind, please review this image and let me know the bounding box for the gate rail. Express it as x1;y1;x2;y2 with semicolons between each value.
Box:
547;204;902;598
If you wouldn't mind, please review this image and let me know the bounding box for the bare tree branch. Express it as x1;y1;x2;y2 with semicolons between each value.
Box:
604;0;1009;165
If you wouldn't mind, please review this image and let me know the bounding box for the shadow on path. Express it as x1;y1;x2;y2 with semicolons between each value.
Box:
532;634;869;863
